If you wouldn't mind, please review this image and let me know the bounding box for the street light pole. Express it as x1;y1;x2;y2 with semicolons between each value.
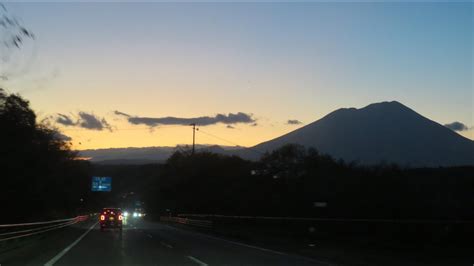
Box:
190;123;196;154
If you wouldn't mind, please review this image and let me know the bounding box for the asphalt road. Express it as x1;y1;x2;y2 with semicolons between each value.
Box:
0;217;325;265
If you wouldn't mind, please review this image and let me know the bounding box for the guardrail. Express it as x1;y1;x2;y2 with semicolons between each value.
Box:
160;216;212;229
176;214;474;224
0;215;90;242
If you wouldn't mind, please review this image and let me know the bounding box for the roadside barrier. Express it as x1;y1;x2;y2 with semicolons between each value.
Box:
160;216;212;229
176;214;474;224
0;215;90;242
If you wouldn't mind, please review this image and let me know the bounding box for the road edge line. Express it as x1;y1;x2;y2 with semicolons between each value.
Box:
162;223;333;265
44;221;98;266
187;255;208;266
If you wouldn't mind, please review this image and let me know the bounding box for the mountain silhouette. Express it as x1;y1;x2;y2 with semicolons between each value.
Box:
78;101;473;167
252;101;474;167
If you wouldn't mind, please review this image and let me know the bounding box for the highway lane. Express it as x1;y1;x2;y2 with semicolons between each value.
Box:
1;217;325;265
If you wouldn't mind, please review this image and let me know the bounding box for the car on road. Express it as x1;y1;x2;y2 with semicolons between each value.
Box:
132;208;146;218
99;208;123;231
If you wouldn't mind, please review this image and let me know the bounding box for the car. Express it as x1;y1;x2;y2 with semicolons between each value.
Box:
132;208;146;218
99;208;123;231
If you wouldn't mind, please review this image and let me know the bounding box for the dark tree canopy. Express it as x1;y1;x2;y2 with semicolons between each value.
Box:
2;89;473;223
0;88;90;223
139;144;474;220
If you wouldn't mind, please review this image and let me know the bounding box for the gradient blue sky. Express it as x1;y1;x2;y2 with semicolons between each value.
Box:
1;1;472;149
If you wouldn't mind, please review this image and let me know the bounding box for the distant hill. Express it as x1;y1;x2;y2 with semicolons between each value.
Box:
251;101;474;167
78;101;474;167
78;145;241;164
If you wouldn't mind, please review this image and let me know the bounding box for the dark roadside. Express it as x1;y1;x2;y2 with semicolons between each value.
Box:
0;216;97;265
153;215;474;266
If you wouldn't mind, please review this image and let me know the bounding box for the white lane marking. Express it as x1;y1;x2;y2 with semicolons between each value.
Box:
147;234;153;238
201;235;331;265
161;224;331;265
203;234;288;255
160;241;173;248
44;222;98;266
187;256;208;266
161;224;287;255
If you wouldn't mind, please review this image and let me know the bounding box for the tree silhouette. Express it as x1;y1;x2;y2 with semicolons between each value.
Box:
0;89;89;223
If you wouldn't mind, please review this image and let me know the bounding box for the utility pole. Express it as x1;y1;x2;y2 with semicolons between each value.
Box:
190;123;196;154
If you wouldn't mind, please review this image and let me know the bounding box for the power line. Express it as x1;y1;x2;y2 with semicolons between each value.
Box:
57;124;265;156
197;128;240;147
197;128;264;156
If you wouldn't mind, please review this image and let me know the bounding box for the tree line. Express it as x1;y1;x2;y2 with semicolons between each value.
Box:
143;145;474;220
1;89;93;223
2;89;473;223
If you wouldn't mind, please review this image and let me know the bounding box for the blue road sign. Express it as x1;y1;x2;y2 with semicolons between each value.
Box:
92;176;112;192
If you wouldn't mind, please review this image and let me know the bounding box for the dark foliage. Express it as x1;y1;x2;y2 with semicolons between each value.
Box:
1;89;473;223
142;144;474;220
0;89;91;223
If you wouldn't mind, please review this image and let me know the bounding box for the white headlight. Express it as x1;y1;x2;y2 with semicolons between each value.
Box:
123;212;129;217
133;212;138;217
138;213;142;217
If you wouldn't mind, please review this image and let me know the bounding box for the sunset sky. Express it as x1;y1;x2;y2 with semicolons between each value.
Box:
1;1;472;150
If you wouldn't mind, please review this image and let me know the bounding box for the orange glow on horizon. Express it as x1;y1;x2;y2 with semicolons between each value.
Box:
62;122;300;151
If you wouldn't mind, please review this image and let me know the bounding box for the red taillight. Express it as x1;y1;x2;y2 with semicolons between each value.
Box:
100;215;105;221
118;215;123;221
